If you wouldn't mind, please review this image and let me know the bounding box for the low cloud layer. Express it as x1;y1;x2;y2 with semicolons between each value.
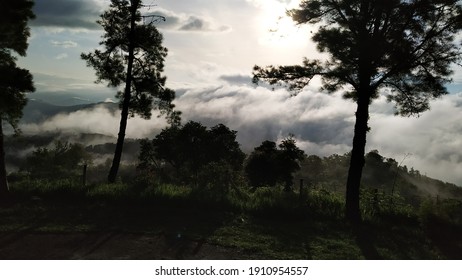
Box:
21;103;168;139
177;86;462;185
19;79;462;186
368;93;462;186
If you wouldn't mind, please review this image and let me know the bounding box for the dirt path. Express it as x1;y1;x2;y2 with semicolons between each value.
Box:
0;231;243;260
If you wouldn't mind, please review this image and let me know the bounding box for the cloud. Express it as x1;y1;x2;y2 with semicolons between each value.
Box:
174;84;356;151
368;93;462;185
21;104;168;139
51;40;78;48
220;74;254;86
31;0;102;30
174;85;462;185
147;8;231;33
20;78;462;186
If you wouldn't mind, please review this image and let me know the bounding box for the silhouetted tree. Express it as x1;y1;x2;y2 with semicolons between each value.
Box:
253;0;462;222
81;0;180;183
139;121;245;184
245;141;280;188
278;136;306;190
0;1;35;197
245;137;305;189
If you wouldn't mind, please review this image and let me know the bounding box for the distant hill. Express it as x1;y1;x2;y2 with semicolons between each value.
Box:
296;151;462;205
22;99;119;123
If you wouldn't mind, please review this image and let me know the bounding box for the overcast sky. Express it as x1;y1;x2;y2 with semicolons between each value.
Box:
15;0;462;185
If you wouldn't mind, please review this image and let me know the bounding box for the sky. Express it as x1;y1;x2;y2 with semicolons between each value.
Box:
13;0;462;186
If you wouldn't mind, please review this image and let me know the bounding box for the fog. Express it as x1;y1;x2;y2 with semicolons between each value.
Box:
15;83;462;186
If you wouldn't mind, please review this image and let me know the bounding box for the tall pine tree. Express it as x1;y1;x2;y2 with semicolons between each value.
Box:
81;0;180;183
253;0;462;222
0;0;35;198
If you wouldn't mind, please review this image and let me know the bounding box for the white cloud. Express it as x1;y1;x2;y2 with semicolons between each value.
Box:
51;40;78;48
368;93;462;185
20;80;462;186
21;104;168;139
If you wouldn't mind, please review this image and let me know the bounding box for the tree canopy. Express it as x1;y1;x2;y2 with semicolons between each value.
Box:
0;0;35;130
0;0;35;197
253;0;462;222
245;137;305;189
139;121;245;185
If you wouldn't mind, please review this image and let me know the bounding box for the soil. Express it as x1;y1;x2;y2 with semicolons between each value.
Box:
0;231;244;260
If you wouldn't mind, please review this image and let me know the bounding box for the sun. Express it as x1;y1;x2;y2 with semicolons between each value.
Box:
257;1;308;48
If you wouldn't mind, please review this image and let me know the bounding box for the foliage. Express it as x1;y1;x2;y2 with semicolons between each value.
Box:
81;0;178;121
22;141;92;179
5;168;462;259
254;0;462;112
0;0;35;130
139;121;245;187
245;136;306;189
419;197;462;227
0;1;35;196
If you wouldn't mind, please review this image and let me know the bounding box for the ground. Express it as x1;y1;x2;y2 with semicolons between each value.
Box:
0;231;244;259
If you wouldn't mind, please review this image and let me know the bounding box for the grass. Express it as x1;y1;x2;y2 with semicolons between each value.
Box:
0;178;460;259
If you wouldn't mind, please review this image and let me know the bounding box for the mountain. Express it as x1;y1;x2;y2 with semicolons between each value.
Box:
22;99;118;124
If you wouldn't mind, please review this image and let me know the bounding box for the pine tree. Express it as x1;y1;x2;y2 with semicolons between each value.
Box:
81;0;180;183
253;0;462;222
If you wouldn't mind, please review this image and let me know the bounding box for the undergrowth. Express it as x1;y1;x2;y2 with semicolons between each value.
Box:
2;177;462;259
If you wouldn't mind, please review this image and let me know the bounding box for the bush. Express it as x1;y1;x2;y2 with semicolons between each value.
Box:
419;197;462;227
360;187;414;220
306;188;344;218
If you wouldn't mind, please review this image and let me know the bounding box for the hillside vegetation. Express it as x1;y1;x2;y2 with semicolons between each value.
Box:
2;129;462;259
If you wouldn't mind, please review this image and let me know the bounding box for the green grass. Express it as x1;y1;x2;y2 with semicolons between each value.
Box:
0;178;460;259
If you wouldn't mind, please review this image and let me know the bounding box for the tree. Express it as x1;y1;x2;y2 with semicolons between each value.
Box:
24;141;91;179
253;0;462;222
277;136;307;190
81;0;180;183
245;141;280;188
139;121;245;185
245;137;305;189
0;1;35;197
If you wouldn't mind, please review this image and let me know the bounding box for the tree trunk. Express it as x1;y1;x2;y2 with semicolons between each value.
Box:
107;1;137;183
0;120;9;198
345;91;371;223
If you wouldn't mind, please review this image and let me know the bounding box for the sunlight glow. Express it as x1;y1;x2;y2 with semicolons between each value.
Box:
256;0;308;48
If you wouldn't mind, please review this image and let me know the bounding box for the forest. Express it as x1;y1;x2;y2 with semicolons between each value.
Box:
1;0;462;259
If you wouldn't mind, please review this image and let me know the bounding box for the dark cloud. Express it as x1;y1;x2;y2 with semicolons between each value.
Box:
147;9;231;32
179;17;206;31
31;0;102;29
